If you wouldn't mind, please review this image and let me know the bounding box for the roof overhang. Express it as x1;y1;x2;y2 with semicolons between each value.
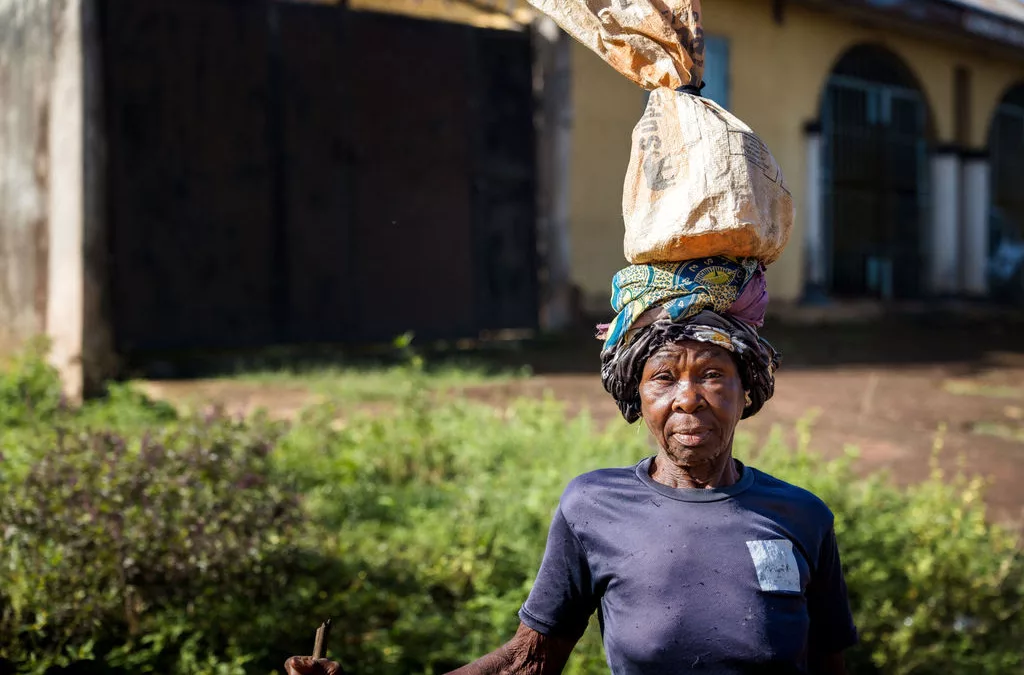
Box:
792;0;1024;60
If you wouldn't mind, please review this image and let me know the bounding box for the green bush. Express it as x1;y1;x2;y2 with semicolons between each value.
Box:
752;420;1024;675
0;346;1021;674
0;338;66;428
0;408;304;674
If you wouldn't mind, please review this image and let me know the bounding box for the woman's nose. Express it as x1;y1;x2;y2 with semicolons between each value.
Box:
671;379;705;413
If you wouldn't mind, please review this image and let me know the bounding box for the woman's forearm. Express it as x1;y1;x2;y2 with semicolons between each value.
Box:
445;644;517;675
445;623;575;675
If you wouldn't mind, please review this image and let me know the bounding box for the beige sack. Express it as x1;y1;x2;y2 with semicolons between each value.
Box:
528;0;793;264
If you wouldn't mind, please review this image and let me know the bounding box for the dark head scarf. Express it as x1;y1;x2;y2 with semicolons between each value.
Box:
600;309;780;423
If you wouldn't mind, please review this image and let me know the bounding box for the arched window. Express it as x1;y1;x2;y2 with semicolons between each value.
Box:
988;84;1024;302
821;45;931;299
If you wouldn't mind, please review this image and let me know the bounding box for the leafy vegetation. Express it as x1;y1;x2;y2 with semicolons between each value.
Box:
213;334;529;405
0;345;1021;674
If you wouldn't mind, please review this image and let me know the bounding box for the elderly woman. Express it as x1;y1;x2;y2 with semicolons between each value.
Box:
287;257;857;675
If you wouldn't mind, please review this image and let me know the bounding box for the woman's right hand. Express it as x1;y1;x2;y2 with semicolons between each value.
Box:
284;656;345;675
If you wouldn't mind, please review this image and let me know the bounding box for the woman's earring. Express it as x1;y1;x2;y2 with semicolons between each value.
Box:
744;391;753;408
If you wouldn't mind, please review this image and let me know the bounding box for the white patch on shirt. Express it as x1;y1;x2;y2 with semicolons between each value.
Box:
745;539;801;593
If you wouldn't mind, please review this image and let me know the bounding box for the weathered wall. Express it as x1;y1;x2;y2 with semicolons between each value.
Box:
0;0;109;397
568;0;1024;312
0;0;60;355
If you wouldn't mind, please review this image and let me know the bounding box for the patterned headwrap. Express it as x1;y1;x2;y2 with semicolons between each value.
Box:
598;257;780;423
599;257;767;349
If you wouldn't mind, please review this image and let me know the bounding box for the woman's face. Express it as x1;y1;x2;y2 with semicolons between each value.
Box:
639;340;746;468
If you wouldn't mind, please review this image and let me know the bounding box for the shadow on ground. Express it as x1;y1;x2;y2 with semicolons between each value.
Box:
122;309;1024;381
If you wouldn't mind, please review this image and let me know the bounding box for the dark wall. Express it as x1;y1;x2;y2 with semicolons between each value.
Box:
102;0;538;354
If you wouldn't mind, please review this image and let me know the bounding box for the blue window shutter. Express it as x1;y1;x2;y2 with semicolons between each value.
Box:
641;35;730;110
702;35;730;109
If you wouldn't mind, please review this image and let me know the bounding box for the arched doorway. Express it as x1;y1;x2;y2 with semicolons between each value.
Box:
988;84;1024;302
821;45;931;299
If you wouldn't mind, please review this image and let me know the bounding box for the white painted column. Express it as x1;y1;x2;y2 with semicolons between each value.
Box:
47;0;86;400
928;149;961;295
533;17;574;330
961;153;990;296
802;122;828;302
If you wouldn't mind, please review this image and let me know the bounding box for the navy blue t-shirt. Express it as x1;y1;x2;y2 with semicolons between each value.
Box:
519;458;857;674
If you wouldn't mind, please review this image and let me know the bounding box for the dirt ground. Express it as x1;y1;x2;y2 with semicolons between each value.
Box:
141;312;1024;529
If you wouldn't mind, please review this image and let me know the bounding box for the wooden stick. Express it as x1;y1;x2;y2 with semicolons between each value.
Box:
312;618;332;660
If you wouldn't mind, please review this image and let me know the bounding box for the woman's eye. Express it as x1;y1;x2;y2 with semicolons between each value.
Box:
652;372;675;382
703;370;723;380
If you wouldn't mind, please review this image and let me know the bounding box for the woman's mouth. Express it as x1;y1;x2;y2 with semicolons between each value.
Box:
671;429;711;446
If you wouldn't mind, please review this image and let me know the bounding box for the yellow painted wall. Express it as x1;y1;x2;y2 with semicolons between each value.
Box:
974;70;1024;145
569;42;644;313
568;0;1024;311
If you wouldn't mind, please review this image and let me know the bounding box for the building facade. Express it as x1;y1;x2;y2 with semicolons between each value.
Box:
0;0;541;395
2;0;1023;393
342;0;1024;313
568;0;1024;312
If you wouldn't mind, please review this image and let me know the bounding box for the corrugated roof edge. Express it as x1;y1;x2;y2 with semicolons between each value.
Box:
802;0;1024;52
944;0;1024;49
945;0;1024;26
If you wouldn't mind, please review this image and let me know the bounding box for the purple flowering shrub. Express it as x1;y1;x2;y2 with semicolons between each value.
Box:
0;410;305;673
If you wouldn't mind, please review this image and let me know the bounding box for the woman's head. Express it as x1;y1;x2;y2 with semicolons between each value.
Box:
639;338;746;468
600;310;780;426
599;258;779;463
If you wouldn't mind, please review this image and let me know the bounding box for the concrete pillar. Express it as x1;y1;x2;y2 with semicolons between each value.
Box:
928;148;961;295
533;17;574;331
961;152;990;296
46;0;112;399
801;122;828;303
47;0;87;400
